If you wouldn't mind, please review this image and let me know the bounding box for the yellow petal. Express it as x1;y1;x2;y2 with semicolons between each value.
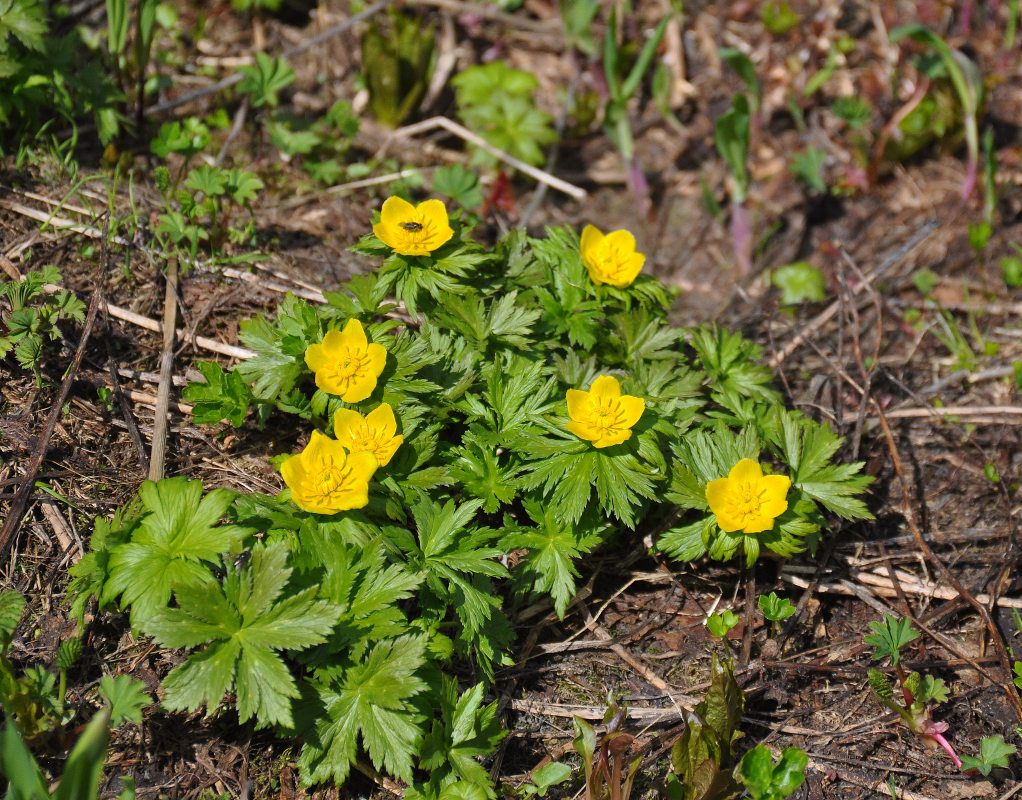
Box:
365;342;387;378
742;514;776;534
565;419;600;442
565;389;591;422
365;403;397;437
315;371;348;398
757;497;788;521
341;371;377;403
346;450;379;484
728;458;763;484
417;199;451;228
380;195;416;225
580;224;604;257
279;453;306;491
715;511;745;533
372;220;398;250
759;473;792;502
333;408;365;444
610;253;645;288
374;434;403;467
589;375;621;400
705;477;731;513
304;430;345;466
604;229;638;255
304;341;328;373
615;395;645;429
593;428;631;448
318;329;347;358
338;318;368;351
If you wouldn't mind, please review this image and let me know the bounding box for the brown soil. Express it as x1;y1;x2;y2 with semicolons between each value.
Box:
2;1;1022;798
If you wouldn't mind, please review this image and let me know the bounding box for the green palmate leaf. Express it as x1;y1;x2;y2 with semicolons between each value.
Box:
448;437;519;513
299;634;428;785
772;410;873;519
237;293;321;402
237;52;295;108
688;326;777;402
504;501;605;619
406;496;508;642
864;615;919;667
960;735;1016;776
415;677;504;797
146;541;338;728
98;675;151;727
103;478;246;627
0;0;47;53
432;164;483;209
183;360;253;427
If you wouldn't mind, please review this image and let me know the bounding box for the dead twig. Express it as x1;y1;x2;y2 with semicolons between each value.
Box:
149;256;180;481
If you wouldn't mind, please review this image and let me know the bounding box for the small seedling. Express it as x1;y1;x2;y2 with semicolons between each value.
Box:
361;8;435;127
706;609;739;639
865;615;961;768
453;61;557;169
601;8;671;206
518;762;572;797
714;93;752;274
960;735;1015;776
758;592;796;637
236;52;295;108
666;655;744;800
890;25;983;199
760;2;800;36
737;745;808;800
0;266;86;383
790;148;828;193
771;262;826;306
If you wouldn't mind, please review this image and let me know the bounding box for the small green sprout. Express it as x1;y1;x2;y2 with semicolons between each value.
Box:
758;592;796;625
866;615;961;768
236;52;295;108
761;2;800;35
706;609;739;639
518;762;572;797
738;745;808;800
771;262;826;305
960;735;1015;776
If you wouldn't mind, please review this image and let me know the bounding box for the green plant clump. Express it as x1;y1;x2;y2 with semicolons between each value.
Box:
71;198;873;795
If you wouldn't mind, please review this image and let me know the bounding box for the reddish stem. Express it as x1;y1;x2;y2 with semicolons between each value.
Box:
929;730;963;769
960;153;978;201
731;199;752;276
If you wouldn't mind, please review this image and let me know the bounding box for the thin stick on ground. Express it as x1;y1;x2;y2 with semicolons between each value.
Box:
149;256;180;481
382;116;587;201
0;289;103;559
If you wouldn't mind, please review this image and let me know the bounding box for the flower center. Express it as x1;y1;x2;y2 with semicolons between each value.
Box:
730;481;763;519
334;349;363;379
314;465;348;496
589;401;620;432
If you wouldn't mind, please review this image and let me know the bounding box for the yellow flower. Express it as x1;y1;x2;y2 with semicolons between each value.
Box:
705;459;791;534
305;318;387;403
333;403;404;468
281;430;378;514
579;225;645;288
372;196;454;256
565;375;645;448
